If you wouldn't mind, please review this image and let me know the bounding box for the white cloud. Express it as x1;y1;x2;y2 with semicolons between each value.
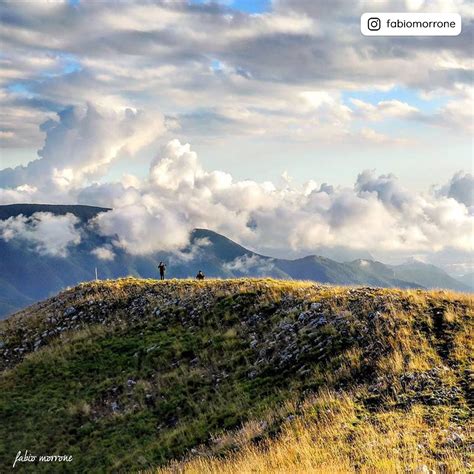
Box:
358;128;412;145
0;184;38;205
92;204;190;255
351;99;420;121
91;245;115;261
168;237;212;264
0;212;81;257
0;104;165;198
1;137;472;268
223;254;276;275
82;139;473;261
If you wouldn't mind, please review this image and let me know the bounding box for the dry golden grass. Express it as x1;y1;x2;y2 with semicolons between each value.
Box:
3;277;472;327
157;390;472;474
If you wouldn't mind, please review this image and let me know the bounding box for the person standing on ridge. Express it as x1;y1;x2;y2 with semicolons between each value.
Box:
196;270;205;280
158;261;166;280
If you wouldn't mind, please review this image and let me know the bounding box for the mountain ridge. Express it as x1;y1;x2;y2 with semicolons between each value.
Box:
0;203;111;221
0;204;470;319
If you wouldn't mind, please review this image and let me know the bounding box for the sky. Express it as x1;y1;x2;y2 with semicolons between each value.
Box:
0;0;473;275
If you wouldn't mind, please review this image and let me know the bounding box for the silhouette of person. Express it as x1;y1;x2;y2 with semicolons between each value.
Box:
196;270;205;280
158;261;166;280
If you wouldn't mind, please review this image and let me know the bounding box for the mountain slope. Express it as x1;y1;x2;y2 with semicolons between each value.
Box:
0;279;472;472
391;261;471;292
276;256;417;289
458;272;474;290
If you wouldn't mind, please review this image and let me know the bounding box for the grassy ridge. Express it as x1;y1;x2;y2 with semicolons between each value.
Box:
0;279;472;472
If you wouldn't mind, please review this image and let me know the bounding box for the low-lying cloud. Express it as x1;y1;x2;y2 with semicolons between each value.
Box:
0;212;81;257
92;203;191;255
223;254;276;276
436;171;474;209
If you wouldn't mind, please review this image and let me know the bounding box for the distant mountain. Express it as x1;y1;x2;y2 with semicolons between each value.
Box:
305;246;374;263
172;230;418;289
457;272;474;290
275;256;415;288
389;261;471;293
0;203;110;221
258;245;374;263
344;259;419;289
2;203;469;319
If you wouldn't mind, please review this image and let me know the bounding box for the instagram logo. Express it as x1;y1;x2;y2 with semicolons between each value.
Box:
367;17;381;31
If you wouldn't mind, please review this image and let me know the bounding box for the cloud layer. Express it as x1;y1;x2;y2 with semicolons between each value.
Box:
0;127;472;271
0;0;472;148
0;212;81;257
78;139;472;264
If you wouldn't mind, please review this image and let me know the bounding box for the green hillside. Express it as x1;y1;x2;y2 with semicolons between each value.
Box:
0;279;472;472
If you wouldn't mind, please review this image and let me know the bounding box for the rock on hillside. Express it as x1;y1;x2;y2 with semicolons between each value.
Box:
0;279;472;472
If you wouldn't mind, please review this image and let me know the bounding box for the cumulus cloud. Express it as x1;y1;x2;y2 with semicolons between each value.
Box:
0;184;39;205
91;245;115;261
0;212;81;257
168;237;212;264
351;99;420;122
80;139;473;263
1;137;472;268
91;203;191;256
436;171;474;208
355;170;413;210
0;104;164;198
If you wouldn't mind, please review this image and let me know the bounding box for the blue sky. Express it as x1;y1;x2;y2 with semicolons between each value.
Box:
190;0;271;13
341;87;450;113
